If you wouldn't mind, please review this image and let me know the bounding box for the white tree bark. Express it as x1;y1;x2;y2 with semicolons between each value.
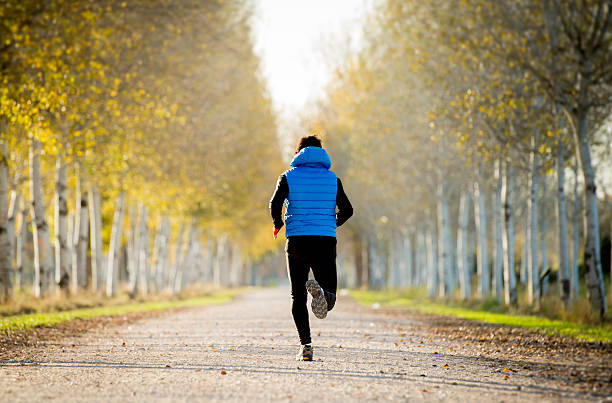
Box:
228;242;242;288
457;187;471;300
540;175;549;297
214;235;224;287
473;180;489;298
72;164;89;292
7;191;18;264
437;181;453;297
7;190;20;292
15;197;27;291
88;183;103;292
54;153;70;292
570;160;580;301
29;136;52;297
150;216;163;292
493;160;504;302
556;141;570;305
415;230;425;287
127;205;139;297
521;208;529;286
404;232;414;287
527;133;540;306
0;142;12;301
161;218;171;288
137;204;149;295
170;222;185;292
67;212;74;289
426;220;438;299
105;192;125;297
574;114;607;318
501;159;517;305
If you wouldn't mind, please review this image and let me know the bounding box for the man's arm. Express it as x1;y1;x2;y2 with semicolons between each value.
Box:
269;174;288;229
336;178;353;227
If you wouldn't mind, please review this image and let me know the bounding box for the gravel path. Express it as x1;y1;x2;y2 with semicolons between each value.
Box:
1;288;609;402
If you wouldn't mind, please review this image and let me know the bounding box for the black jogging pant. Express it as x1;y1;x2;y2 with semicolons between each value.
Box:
286;235;337;345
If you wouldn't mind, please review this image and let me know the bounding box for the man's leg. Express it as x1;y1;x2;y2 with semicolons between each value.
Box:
311;237;338;311
286;246;311;345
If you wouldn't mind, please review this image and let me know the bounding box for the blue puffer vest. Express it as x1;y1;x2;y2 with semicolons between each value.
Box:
284;147;337;238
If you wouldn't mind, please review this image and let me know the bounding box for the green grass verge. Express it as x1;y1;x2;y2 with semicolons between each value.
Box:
350;290;612;343
0;290;241;333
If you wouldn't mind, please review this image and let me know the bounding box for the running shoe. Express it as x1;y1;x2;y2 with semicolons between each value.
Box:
306;279;328;319
296;344;313;361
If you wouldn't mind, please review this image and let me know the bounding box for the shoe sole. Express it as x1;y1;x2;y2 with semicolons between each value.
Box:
306;279;327;319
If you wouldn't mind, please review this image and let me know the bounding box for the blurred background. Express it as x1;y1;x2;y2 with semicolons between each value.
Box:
0;0;610;323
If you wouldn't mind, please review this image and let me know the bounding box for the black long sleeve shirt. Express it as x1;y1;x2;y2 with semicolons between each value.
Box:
269;174;353;231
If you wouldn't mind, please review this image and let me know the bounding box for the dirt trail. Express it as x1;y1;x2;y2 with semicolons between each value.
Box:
1;288;610;402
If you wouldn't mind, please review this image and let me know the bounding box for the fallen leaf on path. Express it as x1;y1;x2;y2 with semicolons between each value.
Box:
165;364;171;368
195;369;201;372
220;370;227;375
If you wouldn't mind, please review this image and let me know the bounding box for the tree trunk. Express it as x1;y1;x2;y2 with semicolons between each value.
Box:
54;153;70;293
160;218;172;289
473;181;489;298
72;164;89;292
137;203;149;296
570;159;580;301
540;174;549;296
8;190;21;292
573;111;607;319
7;191;19;276
362;237;370;288
437;181;452;298
106;192;125;297
502;159;517;305
29;136;52;297
204;236;214;283
151;216;163;292
528;132;540;307
404;231;414;287
353;234;364;288
457;187;471;300
521;211;529;285
0;142;12;301
556;140;570;305
426;220;438;299
127;205;138;297
171;222;185;291
88;183;103;292
493;160;504;302
15;197;27;292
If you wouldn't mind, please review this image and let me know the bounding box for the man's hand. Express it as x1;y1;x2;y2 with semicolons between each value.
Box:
273;227;280;239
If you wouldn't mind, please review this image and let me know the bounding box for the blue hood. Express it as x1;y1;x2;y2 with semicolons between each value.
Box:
290;147;332;169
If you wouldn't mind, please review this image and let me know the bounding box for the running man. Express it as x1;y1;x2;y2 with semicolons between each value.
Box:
269;135;353;361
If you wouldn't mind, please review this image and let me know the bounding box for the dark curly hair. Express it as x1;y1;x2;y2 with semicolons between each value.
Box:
295;135;322;153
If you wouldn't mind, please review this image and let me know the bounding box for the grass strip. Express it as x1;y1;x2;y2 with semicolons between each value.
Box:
0;290;241;333
350;290;612;343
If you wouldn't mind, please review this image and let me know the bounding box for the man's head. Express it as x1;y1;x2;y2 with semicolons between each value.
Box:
295;135;322;154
